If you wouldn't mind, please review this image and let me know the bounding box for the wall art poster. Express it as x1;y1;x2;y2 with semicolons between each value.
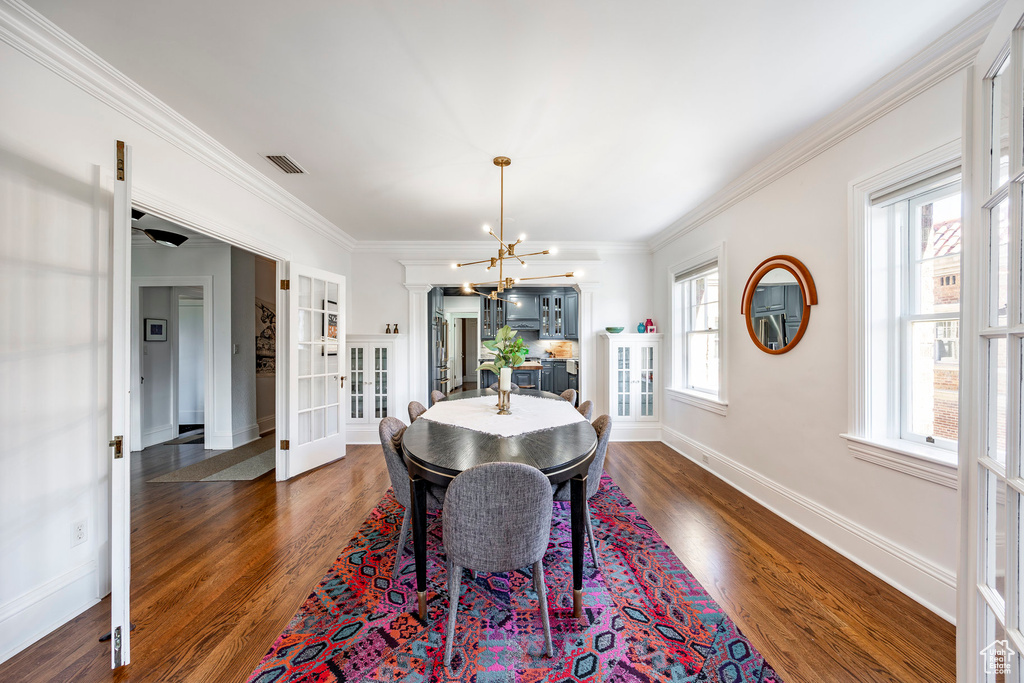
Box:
256;298;276;377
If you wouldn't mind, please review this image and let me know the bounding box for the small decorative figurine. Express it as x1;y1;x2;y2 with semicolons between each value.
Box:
385;323;391;334
393;323;399;334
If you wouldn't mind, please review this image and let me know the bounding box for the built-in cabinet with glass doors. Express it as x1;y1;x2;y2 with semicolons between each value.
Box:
345;336;398;428
602;333;660;424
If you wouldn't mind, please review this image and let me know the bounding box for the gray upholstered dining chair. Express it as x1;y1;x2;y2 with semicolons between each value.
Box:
430;390;447;406
559;389;577;405
577;400;593;421
408;400;427;423
487;382;520;392
552;414;612;568
379;417;445;580
442;462;554;666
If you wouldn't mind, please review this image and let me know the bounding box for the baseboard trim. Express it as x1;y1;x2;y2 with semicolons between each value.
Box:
661;426;956;623
346;425;380;446
232;424;261;448
207;432;234;450
257;415;275;435
610;423;662;442
0;561;99;665
141;424;174;449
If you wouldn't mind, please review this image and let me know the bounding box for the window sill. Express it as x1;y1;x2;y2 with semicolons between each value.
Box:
666;388;728;416
840;434;957;489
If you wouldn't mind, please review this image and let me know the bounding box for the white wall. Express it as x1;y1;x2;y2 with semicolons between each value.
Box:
140;287;174;447
230;247;258;446
0;34;352;663
255;256;276;434
652;73;964;620
134;243;234;449
178;296;204;425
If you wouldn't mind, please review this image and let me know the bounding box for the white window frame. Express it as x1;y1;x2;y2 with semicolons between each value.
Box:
844;140;961;485
668;242;727;415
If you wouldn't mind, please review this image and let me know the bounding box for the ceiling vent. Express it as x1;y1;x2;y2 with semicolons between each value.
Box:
264;155;306;174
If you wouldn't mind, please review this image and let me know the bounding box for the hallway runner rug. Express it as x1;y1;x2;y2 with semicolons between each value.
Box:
246;473;783;682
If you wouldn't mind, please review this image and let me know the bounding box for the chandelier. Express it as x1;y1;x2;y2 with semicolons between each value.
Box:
452;156;580;305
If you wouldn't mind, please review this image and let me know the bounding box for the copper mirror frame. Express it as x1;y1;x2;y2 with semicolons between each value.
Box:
740;255;818;355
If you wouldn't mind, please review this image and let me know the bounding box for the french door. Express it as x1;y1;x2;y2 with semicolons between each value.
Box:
110;141;132;667
283;264;347;478
964;4;1024;680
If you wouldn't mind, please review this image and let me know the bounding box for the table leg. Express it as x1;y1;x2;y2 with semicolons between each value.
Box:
570;474;586;618
410;476;428;618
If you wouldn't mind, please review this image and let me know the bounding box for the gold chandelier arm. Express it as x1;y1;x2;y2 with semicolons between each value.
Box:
454;258;493;268
513;272;576;282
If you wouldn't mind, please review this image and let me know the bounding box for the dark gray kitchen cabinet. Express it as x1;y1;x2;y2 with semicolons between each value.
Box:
511;368;539;389
539;289;565;339
564;289;579;339
553;361;569;393
541;363;554;392
480;294;505;339
752;284;785;314
505;291;539;321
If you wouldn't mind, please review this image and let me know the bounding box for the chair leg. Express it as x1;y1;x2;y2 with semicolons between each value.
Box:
444;564;463;668
585;504;599;569
533;561;553;657
392;508;410;581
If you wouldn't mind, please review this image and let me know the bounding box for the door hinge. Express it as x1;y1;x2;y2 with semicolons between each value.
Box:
113;625;122;667
280;439;290;450
109;435;124;459
116;141;125;182
280;279;290;290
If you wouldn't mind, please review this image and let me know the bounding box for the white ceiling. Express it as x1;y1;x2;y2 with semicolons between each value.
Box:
28;0;990;244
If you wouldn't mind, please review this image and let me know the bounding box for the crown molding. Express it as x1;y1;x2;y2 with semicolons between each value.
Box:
0;0;356;252
356;240;651;255
647;0;1003;253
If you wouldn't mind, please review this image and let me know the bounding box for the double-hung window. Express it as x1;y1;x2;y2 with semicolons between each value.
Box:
852;162;961;465
677;265;720;396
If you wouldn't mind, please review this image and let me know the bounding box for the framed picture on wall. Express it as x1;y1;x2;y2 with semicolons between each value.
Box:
144;318;167;342
323;300;338;356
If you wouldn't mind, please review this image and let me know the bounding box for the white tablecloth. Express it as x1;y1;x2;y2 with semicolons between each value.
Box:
421;394;586;438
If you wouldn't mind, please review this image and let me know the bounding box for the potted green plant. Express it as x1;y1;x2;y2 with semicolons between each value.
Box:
477;325;528;412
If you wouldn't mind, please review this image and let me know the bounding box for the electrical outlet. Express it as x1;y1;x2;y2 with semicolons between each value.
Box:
701;453;709;465
71;521;87;547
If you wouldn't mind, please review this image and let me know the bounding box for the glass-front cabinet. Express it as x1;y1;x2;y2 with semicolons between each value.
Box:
345;337;398;427
480;295;505;339
604;333;661;423
539;290;565;339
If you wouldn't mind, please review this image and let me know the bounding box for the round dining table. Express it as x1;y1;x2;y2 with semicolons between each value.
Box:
402;388;597;619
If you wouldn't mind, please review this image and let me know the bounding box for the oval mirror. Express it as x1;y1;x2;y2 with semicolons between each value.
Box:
741;255;817;354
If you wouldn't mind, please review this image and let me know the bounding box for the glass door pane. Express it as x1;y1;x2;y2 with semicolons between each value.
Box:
374;346;389;419
350;346;364;420
992;55;1012;190
616;345;631;418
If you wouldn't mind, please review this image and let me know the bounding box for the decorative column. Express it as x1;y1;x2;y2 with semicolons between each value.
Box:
575;282;602;416
405;284;432;406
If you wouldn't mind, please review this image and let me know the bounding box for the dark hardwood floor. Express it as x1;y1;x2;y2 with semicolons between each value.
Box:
0;439;953;682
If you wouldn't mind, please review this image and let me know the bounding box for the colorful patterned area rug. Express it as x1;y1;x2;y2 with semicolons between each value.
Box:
247;474;783;682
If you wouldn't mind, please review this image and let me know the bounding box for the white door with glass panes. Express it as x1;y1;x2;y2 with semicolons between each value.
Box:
962;4;1024;680
346;340;395;426
285;265;346;478
604;333;661;423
